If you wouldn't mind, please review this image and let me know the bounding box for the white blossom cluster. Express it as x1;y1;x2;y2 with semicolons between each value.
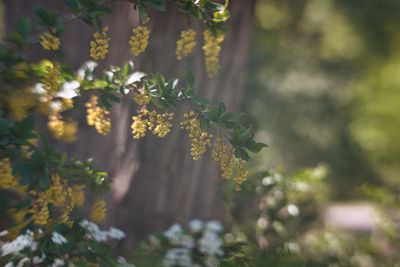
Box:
80;219;126;242
162;220;225;267
1;230;37;256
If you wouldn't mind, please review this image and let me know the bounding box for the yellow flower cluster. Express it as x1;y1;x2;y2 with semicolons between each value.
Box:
131;109;174;139
0;158;17;188
13;62;29;79
129;26;150;56
48;112;65;139
7;89;36;121
176;29;196;60
31;192;49;225
7;208;29;239
71;185;85;206
212;138;234;179
86;95;111;135
133;90;151;106
90;199;107;223
233;160;248;190
47;112;78;143
90;27;110;61
203;29;225;77
46;173;67;206
42;62;61;95
39;32;61;51
180;111;212;160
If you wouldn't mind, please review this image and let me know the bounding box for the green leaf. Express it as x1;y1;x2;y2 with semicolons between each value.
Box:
234;147;249;161
244;139;268;153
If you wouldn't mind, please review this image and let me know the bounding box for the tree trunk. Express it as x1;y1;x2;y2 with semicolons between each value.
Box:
5;0;256;246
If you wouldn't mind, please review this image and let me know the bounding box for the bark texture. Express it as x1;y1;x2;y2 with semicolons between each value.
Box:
5;0;256;246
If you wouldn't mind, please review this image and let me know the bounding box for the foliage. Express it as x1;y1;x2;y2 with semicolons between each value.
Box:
131;220;249;267
0;0;266;266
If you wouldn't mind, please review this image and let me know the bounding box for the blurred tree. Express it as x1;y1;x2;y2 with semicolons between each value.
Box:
5;0;256;245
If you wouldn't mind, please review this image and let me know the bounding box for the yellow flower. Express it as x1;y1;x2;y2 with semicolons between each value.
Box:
131;109;174;139
7;89;36;120
85;95;111;135
39;32;60;51
131;109;149;139
129;26;149;56
180;111;212;160
61;119;78;143
233;160;248;191
0;158;17;188
46;173;66;206
133;89;151;106
48;111;65;139
151;112;174;138
212;138;234;179
12;62;29;79
42;62;62;95
176;29;196;60
31;192;49;225
90;27;110;61
71;185;85;206
202;29;224;78
90;199;106;223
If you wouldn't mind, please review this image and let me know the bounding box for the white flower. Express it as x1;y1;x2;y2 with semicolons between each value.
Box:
56;80;79;99
16;257;30;267
205;221;223;233
1;230;37;256
4;262;14;267
163;248;192;267
107;227;126;240
126;72;146;85
189;219;203;233
51;258;65;267
287;204;300;216
77;60;98;81
164;223;183;244
33;83;46;94
179;234;194;249
198;230;223;256
33;254;46;264
51;231;68;245
50;101;62;111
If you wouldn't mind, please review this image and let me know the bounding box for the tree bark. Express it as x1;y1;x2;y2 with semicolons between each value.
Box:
5;0;256;246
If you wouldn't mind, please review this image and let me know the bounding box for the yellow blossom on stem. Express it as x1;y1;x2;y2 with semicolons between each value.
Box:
129;26;150;56
48;111;64;139
131;109;150;139
31;192;49;226
71;185;85;206
62;119;78;143
90;27;110;60
233;160;248;191
86;95;111;135
203;29;224;78
151;112;174;138
176;29;196;60
42;62;61;96
212;137;234;179
133;89;151;106
46;173;66;206
180;111;212;160
0;158;17;188
39;32;60;51
7;89;36;121
90;199;106;223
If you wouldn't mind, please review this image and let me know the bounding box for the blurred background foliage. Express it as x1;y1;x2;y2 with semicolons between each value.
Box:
245;0;400;198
